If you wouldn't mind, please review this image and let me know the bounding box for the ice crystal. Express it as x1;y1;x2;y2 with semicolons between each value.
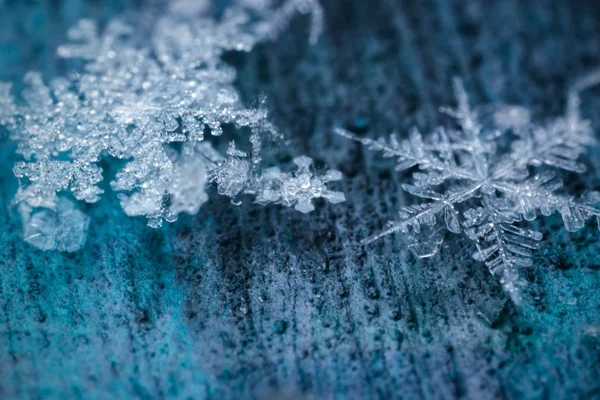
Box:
19;199;90;252
200;141;344;213
336;72;600;303
251;0;324;45
2;0;341;251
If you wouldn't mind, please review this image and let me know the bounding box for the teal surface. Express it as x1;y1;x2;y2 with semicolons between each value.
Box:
1;1;600;399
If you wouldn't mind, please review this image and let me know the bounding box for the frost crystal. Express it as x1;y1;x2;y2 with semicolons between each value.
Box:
336;72;600;303
257;155;345;213
2;0;341;251
20;199;90;252
199;138;345;213
252;0;324;45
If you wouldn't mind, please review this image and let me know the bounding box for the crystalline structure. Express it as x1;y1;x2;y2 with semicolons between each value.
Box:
336;71;600;303
199;139;345;213
257;155;345;213
1;0;341;251
250;0;324;45
274;155;345;213
116;143;210;228
21;199;90;252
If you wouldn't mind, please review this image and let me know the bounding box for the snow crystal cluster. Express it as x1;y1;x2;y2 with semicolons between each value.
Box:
1;0;343;252
337;72;600;303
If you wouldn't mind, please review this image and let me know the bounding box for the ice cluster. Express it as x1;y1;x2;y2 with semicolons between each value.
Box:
1;0;343;251
337;72;600;303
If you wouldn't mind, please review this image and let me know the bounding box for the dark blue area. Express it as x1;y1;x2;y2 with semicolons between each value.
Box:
1;1;600;399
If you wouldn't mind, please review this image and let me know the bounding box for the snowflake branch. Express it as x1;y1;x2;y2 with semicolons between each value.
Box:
334;127;478;181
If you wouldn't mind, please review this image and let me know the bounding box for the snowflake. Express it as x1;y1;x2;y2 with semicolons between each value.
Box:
2;0;341;252
200;141;345;213
336;71;600;303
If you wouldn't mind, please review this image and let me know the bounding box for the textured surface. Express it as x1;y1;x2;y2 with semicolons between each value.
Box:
1;0;600;399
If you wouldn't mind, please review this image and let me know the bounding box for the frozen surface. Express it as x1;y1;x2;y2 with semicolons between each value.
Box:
0;0;599;399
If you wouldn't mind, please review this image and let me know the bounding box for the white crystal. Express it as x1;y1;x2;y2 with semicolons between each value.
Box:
22;199;90;252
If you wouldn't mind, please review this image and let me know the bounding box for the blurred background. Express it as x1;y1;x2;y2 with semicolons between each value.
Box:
1;1;600;399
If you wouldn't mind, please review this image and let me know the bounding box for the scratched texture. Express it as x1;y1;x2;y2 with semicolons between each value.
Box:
1;0;600;399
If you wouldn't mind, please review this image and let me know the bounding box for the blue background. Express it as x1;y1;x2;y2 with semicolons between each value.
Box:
1;0;600;399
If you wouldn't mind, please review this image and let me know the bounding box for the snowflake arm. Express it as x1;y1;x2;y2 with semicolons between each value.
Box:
334;127;478;182
252;0;324;45
360;182;479;246
492;169;600;232
464;196;543;303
